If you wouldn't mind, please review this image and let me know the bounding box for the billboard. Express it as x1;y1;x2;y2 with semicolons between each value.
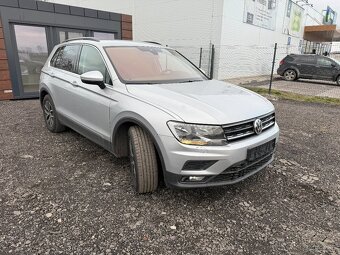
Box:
323;6;337;25
243;0;278;31
283;0;304;38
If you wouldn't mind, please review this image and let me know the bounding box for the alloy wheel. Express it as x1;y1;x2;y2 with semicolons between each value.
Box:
44;101;54;128
284;70;296;81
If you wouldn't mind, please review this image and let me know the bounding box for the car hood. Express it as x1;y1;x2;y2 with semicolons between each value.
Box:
126;80;274;124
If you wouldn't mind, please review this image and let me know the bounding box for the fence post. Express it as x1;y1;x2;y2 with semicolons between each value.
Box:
210;44;215;79
269;43;277;94
199;47;203;68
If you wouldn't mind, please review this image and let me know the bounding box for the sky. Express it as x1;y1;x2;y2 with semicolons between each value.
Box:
311;0;340;23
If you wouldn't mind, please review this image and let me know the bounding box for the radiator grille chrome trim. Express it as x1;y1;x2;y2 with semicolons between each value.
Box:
222;112;275;142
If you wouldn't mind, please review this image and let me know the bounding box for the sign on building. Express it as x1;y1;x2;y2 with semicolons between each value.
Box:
243;0;278;31
282;0;304;37
323;6;337;25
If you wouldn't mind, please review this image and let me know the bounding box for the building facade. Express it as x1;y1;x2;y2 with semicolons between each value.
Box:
0;0;132;100
45;0;329;80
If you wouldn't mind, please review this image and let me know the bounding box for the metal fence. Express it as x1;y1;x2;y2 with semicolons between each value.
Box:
172;43;301;80
170;44;214;78
172;42;340;90
172;43;340;96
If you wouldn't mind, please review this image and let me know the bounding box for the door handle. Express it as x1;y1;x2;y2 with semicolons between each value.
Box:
71;81;79;87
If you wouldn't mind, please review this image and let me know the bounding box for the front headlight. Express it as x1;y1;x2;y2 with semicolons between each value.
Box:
167;121;227;146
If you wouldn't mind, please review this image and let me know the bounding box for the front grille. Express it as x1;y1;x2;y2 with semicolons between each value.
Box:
210;154;273;183
222;112;275;142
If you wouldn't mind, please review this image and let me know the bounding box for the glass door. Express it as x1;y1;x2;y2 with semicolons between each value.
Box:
56;28;87;43
13;24;49;94
93;31;116;40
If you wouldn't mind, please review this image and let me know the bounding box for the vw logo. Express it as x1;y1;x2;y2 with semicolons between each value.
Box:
254;119;263;135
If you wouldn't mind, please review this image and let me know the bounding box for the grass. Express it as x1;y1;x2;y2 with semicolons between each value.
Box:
244;86;340;106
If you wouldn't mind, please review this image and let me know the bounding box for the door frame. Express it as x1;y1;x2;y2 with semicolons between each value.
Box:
10;23;50;98
9;24;116;99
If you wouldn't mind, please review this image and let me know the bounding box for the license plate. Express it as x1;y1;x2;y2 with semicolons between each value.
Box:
247;139;276;162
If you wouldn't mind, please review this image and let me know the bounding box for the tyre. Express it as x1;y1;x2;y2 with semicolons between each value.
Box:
336;76;340;86
42;95;65;133
283;69;297;81
128;126;158;193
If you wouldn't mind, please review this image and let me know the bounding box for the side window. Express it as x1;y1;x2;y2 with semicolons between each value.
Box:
300;56;316;64
317;57;333;67
285;56;294;62
54;45;80;73
78;45;112;85
50;47;63;67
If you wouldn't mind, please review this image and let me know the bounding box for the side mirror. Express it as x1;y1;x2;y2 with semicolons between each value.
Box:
80;71;106;89
331;63;337;68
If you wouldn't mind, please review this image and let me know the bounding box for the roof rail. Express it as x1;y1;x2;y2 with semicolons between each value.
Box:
144;41;162;45
64;37;100;43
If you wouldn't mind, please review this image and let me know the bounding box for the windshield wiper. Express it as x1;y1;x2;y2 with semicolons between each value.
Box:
178;80;204;83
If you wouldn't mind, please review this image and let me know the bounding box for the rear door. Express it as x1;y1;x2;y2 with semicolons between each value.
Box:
315;56;338;80
296;55;316;78
48;44;81;120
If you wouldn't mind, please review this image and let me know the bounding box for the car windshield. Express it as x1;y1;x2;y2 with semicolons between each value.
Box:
104;46;207;84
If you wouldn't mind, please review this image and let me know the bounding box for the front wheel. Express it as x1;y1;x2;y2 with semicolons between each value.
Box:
283;69;297;81
128;126;158;193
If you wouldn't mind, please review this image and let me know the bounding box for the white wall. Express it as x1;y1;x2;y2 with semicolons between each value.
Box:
304;6;324;26
45;0;224;46
215;0;325;79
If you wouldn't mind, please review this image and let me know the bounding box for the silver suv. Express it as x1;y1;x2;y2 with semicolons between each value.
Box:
40;38;279;193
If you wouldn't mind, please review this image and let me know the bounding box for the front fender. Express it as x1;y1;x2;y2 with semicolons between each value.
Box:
111;113;170;176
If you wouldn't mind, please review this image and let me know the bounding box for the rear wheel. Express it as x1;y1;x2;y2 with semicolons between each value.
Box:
336;75;340;86
128;126;158;193
42;95;65;133
283;69;297;81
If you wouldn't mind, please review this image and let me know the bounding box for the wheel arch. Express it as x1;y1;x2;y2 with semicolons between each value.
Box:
333;73;340;82
112;117;167;177
39;87;52;107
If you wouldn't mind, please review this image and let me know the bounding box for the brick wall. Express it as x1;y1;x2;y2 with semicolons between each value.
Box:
121;14;133;40
0;18;13;100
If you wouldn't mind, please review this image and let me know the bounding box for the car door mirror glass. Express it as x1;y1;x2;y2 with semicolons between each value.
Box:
80;71;105;89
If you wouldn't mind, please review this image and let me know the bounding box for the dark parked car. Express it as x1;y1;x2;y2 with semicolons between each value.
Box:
277;54;340;85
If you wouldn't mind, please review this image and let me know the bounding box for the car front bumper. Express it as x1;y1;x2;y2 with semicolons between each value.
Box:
160;123;280;188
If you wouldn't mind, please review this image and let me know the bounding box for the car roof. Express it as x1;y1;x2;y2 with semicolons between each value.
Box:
59;38;165;48
290;54;316;56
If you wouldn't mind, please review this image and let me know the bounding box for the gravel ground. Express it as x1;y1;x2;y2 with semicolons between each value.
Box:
0;99;339;255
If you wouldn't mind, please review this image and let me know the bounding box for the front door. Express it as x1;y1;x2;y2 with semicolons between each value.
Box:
315;56;338;80
71;44;114;147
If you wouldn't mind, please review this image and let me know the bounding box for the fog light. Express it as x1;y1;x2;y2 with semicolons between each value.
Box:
188;176;205;182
